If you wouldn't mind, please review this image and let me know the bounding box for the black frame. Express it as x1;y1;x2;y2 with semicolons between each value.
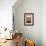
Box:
24;13;34;26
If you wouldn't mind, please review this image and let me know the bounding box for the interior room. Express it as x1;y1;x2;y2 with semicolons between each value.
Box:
0;0;46;46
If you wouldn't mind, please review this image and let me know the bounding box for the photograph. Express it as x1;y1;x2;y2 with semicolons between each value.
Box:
0;0;45;46
24;13;34;26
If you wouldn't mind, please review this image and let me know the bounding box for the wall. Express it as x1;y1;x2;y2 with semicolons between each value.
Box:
13;0;41;46
41;0;46;46
0;0;16;30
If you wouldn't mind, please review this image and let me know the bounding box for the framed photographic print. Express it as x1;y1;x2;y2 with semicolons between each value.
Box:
24;13;34;26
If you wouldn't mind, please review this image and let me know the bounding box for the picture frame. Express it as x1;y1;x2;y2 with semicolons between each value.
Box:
24;13;34;26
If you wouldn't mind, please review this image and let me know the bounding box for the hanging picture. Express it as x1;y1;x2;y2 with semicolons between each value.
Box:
24;13;34;26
